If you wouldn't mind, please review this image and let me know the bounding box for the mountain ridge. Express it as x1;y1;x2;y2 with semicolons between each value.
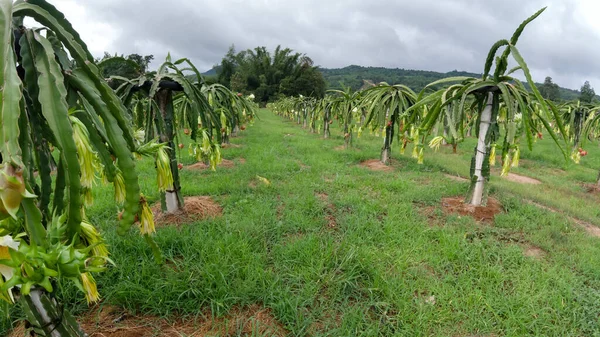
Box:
319;65;581;101
203;64;582;101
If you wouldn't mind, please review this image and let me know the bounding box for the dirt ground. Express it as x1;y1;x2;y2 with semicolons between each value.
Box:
152;196;223;226
8;304;288;337
441;197;503;223
359;159;395;172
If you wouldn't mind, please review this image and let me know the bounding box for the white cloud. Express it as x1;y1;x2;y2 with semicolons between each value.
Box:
25;0;600;90
24;0;119;57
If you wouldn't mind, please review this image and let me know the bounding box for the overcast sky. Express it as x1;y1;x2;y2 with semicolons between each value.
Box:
33;0;600;90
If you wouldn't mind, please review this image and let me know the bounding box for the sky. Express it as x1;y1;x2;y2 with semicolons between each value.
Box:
29;0;600;90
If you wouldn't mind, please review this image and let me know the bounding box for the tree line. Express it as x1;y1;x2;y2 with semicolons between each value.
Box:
215;45;326;104
100;48;596;106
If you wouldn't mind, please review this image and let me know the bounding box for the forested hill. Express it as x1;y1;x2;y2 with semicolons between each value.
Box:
320;65;581;101
203;64;582;101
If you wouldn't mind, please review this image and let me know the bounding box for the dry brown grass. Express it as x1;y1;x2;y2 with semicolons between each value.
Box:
8;304;288;337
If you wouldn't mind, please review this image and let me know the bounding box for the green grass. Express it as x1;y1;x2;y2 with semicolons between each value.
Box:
4;109;600;336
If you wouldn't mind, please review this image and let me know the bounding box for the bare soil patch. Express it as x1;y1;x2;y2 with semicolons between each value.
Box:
221;143;243;149
578;220;600;238
444;174;469;182
315;192;337;229
441;197;502;223
164;257;184;272
362;185;381;200
583;183;600;195
524;200;600;238
334;145;360;151
517;159;536;168
307;310;343;336
185;159;236;171
185;162;211;171
414;202;444;227
522;244;547;259
8;304;288;337
296;160;310;170
282;231;307;245
276;195;285;220
315;192;328;202
359;159;394;172
503;173;541;185
413;290;436;306
152;196;222;226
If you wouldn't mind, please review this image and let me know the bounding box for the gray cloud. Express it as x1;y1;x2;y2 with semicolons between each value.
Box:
47;0;600;90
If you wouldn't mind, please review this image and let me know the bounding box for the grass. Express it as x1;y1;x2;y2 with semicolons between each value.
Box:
4;109;600;336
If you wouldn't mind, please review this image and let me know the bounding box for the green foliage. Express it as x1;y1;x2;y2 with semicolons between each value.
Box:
98;56;140;81
126;53;154;73
116;56;258;213
97;53;154;89
328;87;363;147
321;66;582;101
0;1;155;335
580;81;596;104
361;83;418;158
5;111;600;336
216;45;325;103
539;76;560;101
280;65;326;98
116;57;216;211
410;7;568;180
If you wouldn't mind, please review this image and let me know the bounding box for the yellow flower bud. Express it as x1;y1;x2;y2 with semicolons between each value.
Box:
489;144;497;166
81;272;100;304
139;197;155;235
114;169;126;205
428;136;444;152
501;154;511;176
71;116;101;189
156;146;174;192
511;147;520;168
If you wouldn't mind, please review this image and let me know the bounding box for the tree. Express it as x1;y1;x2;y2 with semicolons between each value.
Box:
578;103;600;184
280;66;326;98
230;71;246;93
292;95;317;129
560;101;592;153
127;53;154;73
2;1;156;335
216;45;325;103
98;56;141;87
539;76;560;101
580;81;595;104
200;83;258;143
319;97;334;138
361;83;417;164
410;7;567;206
329;88;363;149
217;45;238;88
116;56;257;213
97;53;154;84
117;56;219;213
